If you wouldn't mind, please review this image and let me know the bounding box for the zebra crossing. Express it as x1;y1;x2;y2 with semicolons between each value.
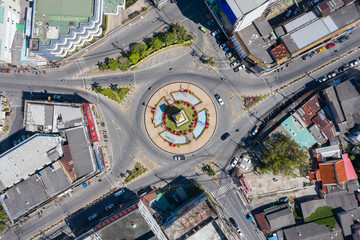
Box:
76;57;90;73
212;183;233;198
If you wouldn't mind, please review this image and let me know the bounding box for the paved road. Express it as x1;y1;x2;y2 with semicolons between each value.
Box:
0;0;360;238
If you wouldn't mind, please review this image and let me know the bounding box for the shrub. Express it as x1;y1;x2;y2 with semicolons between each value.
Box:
129;52;140;64
132;43;148;59
118;57;131;71
108;58;119;71
161;32;176;46
99;63;108;71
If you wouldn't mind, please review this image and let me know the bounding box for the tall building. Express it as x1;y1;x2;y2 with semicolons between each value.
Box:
0;0;20;63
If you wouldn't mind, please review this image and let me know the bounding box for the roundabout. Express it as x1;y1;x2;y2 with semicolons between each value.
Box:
144;82;218;155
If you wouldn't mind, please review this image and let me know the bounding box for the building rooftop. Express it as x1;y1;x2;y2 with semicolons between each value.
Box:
283;11;317;33
266;207;295;231
295;94;322;127
283;222;343;240
25;102;83;132
187;221;224;240
39;161;72;196
270;43;289;61
65;126;95;179
0;134;63;190
315;145;341;160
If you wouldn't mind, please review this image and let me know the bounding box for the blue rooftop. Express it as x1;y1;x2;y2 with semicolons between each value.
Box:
282;115;317;148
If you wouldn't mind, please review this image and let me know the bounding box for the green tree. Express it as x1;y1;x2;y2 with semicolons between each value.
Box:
129;52;140;64
108;58;119;71
132;43;148;59
162;32;176;46
173;23;188;43
148;37;163;51
261;133;309;177
118;57;131;71
99;62;108;71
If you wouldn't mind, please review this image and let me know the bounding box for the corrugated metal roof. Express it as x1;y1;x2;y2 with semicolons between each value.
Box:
284;11;317;33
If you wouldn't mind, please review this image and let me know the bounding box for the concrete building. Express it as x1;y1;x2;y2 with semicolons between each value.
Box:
0;0;20;63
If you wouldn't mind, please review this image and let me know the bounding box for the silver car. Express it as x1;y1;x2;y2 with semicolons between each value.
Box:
215;94;224;105
231;157;239;167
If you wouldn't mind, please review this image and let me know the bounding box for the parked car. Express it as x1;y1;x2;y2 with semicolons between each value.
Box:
316;47;326;53
326;71;336;79
88;213;98;221
207;19;215;26
302;53;313;60
21;135;26;141
337;66;348;73
279;196;289;203
211;29;220;36
173;155;185;160
326;43;335;49
242;156;251;164
236;228;244;237
215;94;224;105
13;141;17;146
53;95;63;100
283;10;292;19
229;217;238;228
349;59;359;67
317;76;327;83
234;64;245;72
230;61;240;68
251;126;259;136
240;164;249;171
231;157;239;167
221;132;230;140
335;35;349;43
292;8;299;15
219;43;228;49
225;51;233;58
199;26;207;33
223;46;230;52
105;204;114;211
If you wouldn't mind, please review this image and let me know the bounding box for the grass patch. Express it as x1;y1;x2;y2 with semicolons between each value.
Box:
305;206;336;231
0;222;6;234
94;86;131;103
0;203;7;222
292;207;303;222
243;94;269;111
125;162;147;183
164;101;197;134
125;0;138;8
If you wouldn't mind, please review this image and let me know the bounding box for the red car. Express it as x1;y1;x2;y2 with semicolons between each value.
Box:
326;43;335;49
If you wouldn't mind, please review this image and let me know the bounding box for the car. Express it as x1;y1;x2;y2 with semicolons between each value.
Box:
326;71;336;79
223;46;230;52
240;164;249;171
335;35;349;43
230;61;240;68
326;43;335;49
219;43;228;49
229;217;238;228
230;157;239;167
316;47;326;53
317;76;327;83
236;228;244;237
225;51;233;58
17;139;21;144
251;126;259;136
337;66;348;73
13;141;17;146
88;213;98;221
207;19;215;26
293;8;299;15
211;29;220;36
242;156;251;164
214;94;224;105
199;27;207;33
283;9;292;19
279;196;289;203
105;204;114;211
53;95;63;100
173;155;185;160
349;59;359;67
302;53;313;60
21;135;26;141
221;132;230;140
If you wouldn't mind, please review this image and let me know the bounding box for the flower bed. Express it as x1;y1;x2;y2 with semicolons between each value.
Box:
125;162;148;183
243;94;269;110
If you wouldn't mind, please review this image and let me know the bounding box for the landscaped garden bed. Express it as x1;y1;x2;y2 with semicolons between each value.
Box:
125;162;148;183
93;85;132;103
243;94;269;111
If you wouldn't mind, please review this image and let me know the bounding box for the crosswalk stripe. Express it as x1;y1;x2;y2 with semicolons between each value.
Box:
77;57;90;73
212;183;233;198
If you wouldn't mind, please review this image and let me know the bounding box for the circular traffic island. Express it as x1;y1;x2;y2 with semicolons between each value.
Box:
144;82;217;155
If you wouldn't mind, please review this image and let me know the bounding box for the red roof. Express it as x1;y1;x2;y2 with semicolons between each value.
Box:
59;145;76;182
312;111;336;139
270;43;290;61
255;212;271;234
319;163;337;184
296;94;321;126
343;154;358;180
335;160;347;184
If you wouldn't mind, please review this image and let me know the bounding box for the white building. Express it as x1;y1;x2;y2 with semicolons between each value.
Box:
0;0;20;63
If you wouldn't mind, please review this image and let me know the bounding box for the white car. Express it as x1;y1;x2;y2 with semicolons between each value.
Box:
231;157;239;167
349;59;359;67
318;76;327;83
230;61;240;68
240;164;249;171
326;71;336;79
219;43;228;49
215;94;224;105
225;51;233;58
211;29;220;36
236;228;244;237
242;156;251;164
